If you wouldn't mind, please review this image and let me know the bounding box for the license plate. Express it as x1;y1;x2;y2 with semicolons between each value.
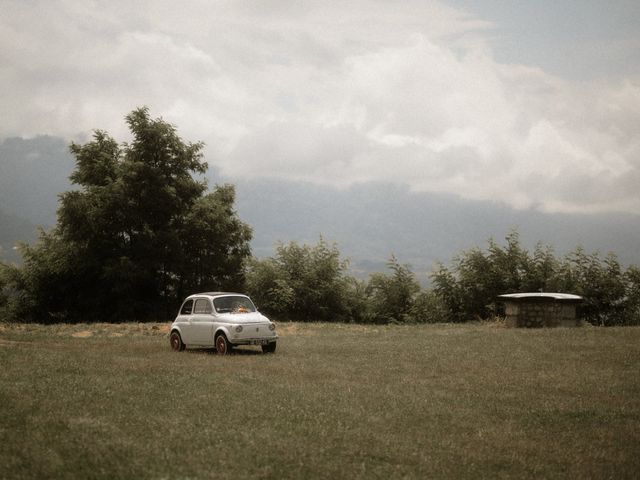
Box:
251;339;268;346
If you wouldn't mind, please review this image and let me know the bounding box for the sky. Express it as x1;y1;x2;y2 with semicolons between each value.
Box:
1;0;639;214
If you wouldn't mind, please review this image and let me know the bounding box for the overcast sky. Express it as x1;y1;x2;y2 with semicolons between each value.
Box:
2;0;639;214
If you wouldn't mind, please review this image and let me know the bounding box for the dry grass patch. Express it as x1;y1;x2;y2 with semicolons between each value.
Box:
71;330;93;338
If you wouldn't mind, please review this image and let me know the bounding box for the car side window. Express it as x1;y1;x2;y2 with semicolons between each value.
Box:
180;299;193;315
194;298;212;314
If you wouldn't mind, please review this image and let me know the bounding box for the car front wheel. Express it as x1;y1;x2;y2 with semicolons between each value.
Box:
170;331;185;351
262;342;277;354
215;333;231;355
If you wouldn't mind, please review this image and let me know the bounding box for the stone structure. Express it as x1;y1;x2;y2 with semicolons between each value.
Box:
498;293;582;328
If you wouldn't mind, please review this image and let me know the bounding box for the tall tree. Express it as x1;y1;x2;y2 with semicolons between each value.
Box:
13;107;251;322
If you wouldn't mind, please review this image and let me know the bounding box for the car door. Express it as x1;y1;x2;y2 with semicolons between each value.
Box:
175;299;195;344
190;297;215;345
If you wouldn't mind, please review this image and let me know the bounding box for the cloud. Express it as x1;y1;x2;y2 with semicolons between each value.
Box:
1;0;639;214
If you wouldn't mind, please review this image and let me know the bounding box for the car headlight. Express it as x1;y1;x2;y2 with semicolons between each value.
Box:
268;323;276;331
235;325;243;333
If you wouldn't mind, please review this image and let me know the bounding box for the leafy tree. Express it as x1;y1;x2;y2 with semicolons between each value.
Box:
430;261;464;322
246;238;357;321
522;242;560;292
409;289;450;324
247;247;426;324
558;249;627;326
8;108;251;322
624;266;640;326
486;231;530;293
0;260;28;321
431;232;532;321
365;256;421;324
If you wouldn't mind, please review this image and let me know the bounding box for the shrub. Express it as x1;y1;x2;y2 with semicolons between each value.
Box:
246;238;357;321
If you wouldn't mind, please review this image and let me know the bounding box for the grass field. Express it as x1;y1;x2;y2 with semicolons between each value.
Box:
1;321;639;479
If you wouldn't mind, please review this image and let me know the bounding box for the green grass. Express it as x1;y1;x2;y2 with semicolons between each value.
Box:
1;322;639;479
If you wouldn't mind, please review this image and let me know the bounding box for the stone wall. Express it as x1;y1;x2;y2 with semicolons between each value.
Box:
504;300;578;328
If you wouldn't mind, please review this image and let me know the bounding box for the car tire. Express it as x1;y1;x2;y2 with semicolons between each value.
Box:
215;333;231;355
170;331;185;351
262;342;277;354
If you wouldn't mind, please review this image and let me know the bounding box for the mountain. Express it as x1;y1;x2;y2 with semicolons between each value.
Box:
0;135;75;227
231;178;640;278
0;208;37;263
1;135;639;277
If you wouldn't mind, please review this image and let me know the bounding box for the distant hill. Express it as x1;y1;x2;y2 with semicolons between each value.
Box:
231;178;640;279
0;208;37;263
0;135;74;227
1;135;639;277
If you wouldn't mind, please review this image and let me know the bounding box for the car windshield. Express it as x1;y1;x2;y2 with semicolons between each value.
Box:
213;296;256;314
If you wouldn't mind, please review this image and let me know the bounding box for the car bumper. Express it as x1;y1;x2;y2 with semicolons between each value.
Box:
230;336;278;346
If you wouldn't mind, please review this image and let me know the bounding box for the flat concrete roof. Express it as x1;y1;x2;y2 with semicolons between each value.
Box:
498;293;583;301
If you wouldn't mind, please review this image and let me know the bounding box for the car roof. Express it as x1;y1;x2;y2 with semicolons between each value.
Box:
189;292;247;298
497;292;582;301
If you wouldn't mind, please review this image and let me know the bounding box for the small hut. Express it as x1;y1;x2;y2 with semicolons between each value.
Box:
497;293;582;328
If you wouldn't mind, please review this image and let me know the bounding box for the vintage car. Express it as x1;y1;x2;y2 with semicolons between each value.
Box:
169;292;277;354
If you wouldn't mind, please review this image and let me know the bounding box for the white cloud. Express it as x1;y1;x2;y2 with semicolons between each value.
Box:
1;0;639;213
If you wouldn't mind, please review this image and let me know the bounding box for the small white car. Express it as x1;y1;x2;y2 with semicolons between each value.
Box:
169;292;277;354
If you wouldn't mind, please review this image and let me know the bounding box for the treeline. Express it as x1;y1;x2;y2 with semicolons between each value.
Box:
1;108;638;325
431;231;640;326
246;239;445;324
246;233;640;326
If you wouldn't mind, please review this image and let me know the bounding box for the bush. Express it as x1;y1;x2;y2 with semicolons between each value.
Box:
246;238;358;322
364;256;420;324
410;290;450;324
246;245;427;324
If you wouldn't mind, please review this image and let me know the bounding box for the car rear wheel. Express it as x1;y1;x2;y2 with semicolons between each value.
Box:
262;342;277;354
170;331;185;351
215;333;231;355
